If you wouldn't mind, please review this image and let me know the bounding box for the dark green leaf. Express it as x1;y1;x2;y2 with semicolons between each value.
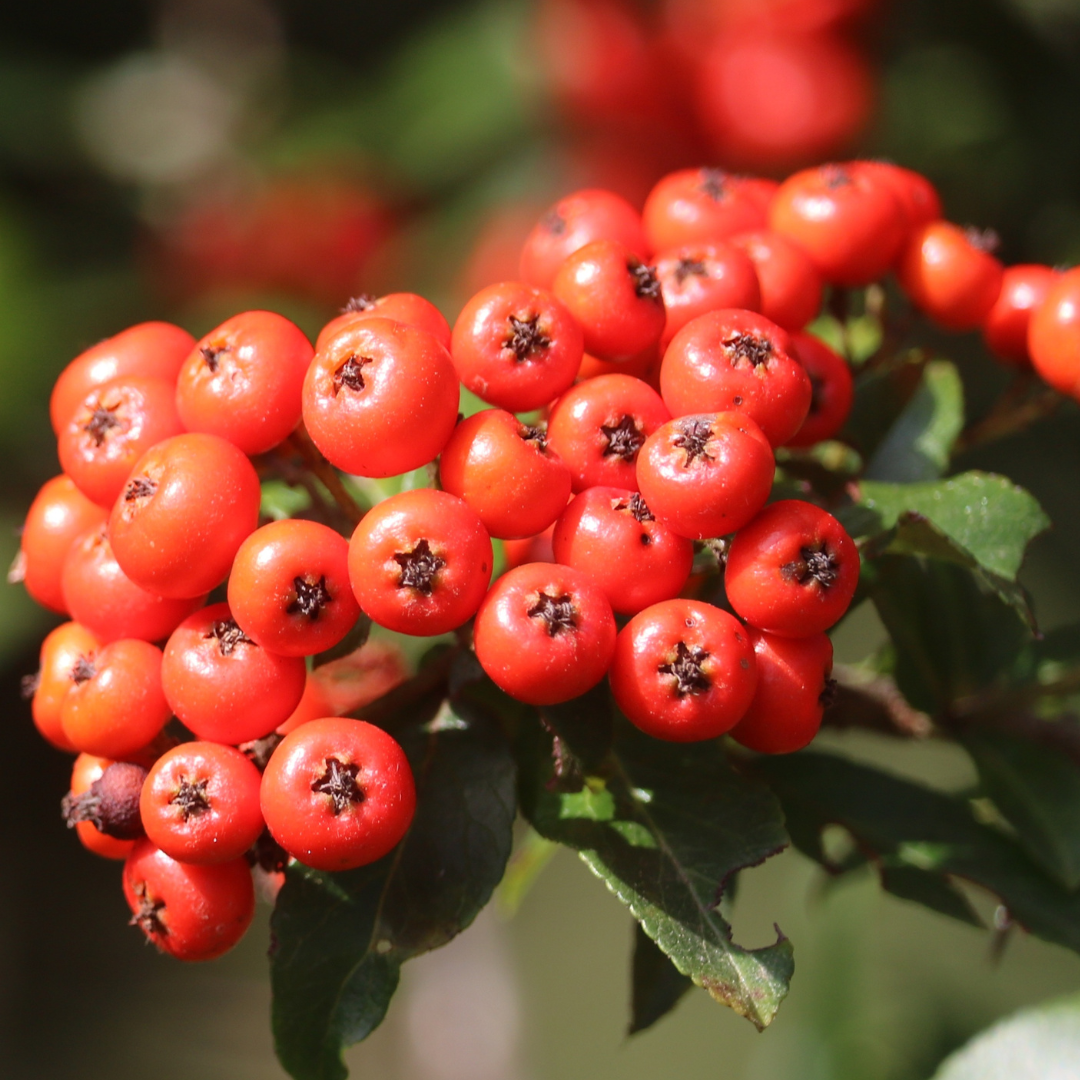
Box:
313;614;372;668
629;921;694;1035
878;866;983;927
842;349;928;460
271;696;516;1080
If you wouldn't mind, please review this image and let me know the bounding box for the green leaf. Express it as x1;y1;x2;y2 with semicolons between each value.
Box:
962;728;1080;890
878;865;982;927
518;714;793;1031
757;751;1080;956
629;921;694;1035
260;479;312;522
865;359;964;482
932;993;1080;1080
270;696;516;1080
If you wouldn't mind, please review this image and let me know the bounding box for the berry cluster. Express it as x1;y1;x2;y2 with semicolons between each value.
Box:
16;156;1062;966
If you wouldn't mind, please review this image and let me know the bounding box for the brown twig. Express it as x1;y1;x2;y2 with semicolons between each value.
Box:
286;429;366;526
954;376;1062;453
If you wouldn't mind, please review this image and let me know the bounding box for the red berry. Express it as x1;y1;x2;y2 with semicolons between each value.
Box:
609;599;757;742
552;488;693;614
552;239;666;361
730;630;833;753
31;621;101;752
451;281;583;411
439;409;572;540
65;753;137;860
228;520;361;658
725;499;858;635
176;310;314;455
730;229;823;331
348;489;493;636
49;321;194;435
123;839;255;961
108;433;261;600
140;742;265;864
851;161;942;232
473;562;617;705
316;292;451;352
58;376;184;508
302;316;459;478
161;603;307;743
983;265;1058;367
19;475;107;614
898;222;1004;332
643;169;770;252
62;525;205;643
520;188;647;291
770;163;906;287
576;345;655;382
660;309;811;447
502;524;557;571
1029;267;1080;395
783;331;854;447
655;242;761;349
547;373;671;491
636;412;775;540
260;717;416;872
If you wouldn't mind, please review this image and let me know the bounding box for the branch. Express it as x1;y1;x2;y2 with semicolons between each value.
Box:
285;428;366;526
954;375;1062;453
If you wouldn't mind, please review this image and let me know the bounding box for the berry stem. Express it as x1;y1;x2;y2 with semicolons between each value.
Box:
954;374;1061;453
286;429;366;526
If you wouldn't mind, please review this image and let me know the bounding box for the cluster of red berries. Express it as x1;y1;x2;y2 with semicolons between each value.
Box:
18;155;1066;965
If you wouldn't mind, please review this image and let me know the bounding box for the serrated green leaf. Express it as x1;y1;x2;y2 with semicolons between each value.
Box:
629;922;694;1035
271;697;516;1080
518;714;793;1031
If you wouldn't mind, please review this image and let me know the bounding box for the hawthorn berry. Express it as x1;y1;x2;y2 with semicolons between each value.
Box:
176;310;314;455
63;754;140;860
552;488;693;614
260;717;416;872
660;309;811;446
730;630;834;753
851;160;942;233
302;316;459;478
348;489;493;636
18;475;107;614
783;331;854;447
609;599;757;742
730;230;824;332
983;265;1058;367
577;345;655;382
642;169;770;252
725;499;858;635
552;239;666;361
473;562;617;705
108;432;261;600
439;409;572;540
502;524;557;571
161;603;307;743
123;839;255;961
316;292;451;352
451;281;584;412
31;621;103;752
637;412;775;540
140;742;265;864
1029;267;1080;395
228;520;361;658
546;373;671;491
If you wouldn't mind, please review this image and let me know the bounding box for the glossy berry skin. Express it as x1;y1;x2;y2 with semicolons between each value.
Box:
109;433;261;600
140;742;265;865
547;374;671;492
473;562;617;705
730;230;823;332
609;599;757;742
661;310;811;447
520;188;648;291
49;321;195;435
439;409;572;540
348;489;492;636
176;310;314;455
730;630;833;754
162;603;307;743
552;240;666;362
68;754;136;860
19;475;106;614
62;525;205;643
552;488;693;614
58;376;184;508
783;332;854;447
655;242;761;349
770;164;906;287
451;282;583;412
302;317;459;478
642;169;770;252
260;717;416;872
636;412;775;540
984;265;1058;367
725;500;858;636
32;621;102;752
898;222;1004;332
851;161;941;232
60;639;171;759
123;839;255;961
316;292;451;352
1029;268;1080;395
228;520;360;658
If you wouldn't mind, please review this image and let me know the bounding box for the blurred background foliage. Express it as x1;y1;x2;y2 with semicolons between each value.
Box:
5;1;1080;1078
